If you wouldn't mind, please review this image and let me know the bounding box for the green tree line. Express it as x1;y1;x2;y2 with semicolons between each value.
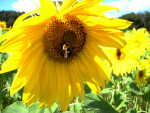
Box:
0;10;150;32
119;11;150;32
0;10;24;27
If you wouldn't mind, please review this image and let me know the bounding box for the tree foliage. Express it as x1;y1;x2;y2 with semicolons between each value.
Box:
119;11;150;32
0;10;24;27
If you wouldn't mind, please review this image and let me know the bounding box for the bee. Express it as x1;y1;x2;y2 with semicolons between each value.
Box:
63;43;70;59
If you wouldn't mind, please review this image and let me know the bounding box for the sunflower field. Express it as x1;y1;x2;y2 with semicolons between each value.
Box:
1;23;150;113
0;0;150;113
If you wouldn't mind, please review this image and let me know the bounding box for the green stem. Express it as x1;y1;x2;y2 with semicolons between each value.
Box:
146;101;149;113
117;76;121;91
134;97;138;110
48;107;52;113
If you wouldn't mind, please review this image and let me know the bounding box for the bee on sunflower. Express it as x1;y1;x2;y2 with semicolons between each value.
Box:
0;0;132;111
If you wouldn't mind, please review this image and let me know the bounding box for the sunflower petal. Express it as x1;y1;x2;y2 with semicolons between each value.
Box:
59;0;78;16
13;9;40;28
70;0;103;14
39;0;56;19
57;63;73;112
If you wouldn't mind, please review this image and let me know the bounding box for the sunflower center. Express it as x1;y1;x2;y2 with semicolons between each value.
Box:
134;41;140;47
116;49;125;60
139;70;144;78
43;14;86;62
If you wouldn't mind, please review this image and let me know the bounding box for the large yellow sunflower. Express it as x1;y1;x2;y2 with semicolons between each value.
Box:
0;0;132;111
126;28;150;58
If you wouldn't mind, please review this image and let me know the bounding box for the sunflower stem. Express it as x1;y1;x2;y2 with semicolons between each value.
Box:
134;96;138;110
48;107;52;113
146;101;149;113
117;76;121;91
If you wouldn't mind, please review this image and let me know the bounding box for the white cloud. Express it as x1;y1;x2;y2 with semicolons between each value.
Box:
105;0;150;13
12;0;63;12
12;0;40;12
103;0;150;18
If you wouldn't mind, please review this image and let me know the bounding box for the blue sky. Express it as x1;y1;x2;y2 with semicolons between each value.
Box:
0;0;150;17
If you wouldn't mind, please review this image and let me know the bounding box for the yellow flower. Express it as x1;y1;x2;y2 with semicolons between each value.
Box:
135;68;149;87
125;28;150;58
140;57;150;69
0;21;7;30
103;46;139;76
0;0;132;111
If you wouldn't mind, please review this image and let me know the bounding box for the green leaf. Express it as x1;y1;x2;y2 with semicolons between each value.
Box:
50;103;59;113
100;88;114;94
126;108;136;113
127;83;144;96
28;101;45;113
83;92;118;113
69;103;82;113
116;99;129;111
113;92;123;107
84;83;91;94
142;90;150;102
2;101;27;113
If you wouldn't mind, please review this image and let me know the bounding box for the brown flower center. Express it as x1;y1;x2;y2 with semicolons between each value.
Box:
139;70;144;78
116;49;125;60
43;13;86;62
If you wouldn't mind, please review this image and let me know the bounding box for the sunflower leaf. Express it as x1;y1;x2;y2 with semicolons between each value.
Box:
127;83;144;96
83;92;118;113
126;108;136;113
1;101;27;113
28;101;45;113
142;90;150;102
100;88;114;94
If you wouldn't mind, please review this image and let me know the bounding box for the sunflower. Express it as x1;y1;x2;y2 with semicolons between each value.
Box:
0;0;132;111
125;28;150;58
139;56;150;69
103;45;139;76
0;21;7;30
135;68;149;87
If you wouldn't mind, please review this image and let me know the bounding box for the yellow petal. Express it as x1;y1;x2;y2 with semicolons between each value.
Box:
87;82;100;94
70;0;103;14
94;56;111;81
44;60;57;108
13;9;40;28
10;42;44;96
57;63;73;112
22;50;47;104
59;0;78;16
39;0;56;19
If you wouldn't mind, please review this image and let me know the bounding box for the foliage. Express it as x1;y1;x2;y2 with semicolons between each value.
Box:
119;11;150;32
0;11;24;27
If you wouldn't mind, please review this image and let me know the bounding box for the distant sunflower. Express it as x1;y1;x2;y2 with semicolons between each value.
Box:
135;68;149;87
0;0;132;111
140;57;150;69
103;46;139;76
0;21;7;30
126;28;150;58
